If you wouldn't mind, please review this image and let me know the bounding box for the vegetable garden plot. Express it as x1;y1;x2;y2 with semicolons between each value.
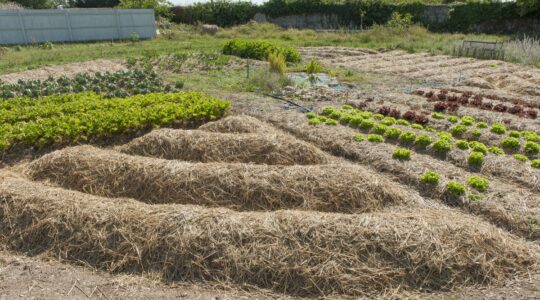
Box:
1;172;537;297
27;145;425;213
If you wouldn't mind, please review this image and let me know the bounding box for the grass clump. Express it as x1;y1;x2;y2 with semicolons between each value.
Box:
385;127;402;139
392;148;412;161
488;146;505;155
467;176;490;192
420;170;440;185
476;122;488;128
222;39;301;62
514;154;529;162
467;152;484;167
415;134;432;148
306;59;324;75
446;181;466;196
502;137;520;150
524;141;540;156
353;134;365;142
461;116;475;126
456;140;469;150
490;123;507;134
531;159;540;169
367;134;385;143
451;125;468;137
372;124;388;135
432;139;452;154
399;132;416;144
268;52;287;75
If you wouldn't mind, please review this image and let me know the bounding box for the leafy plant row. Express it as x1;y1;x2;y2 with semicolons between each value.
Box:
0;92;229;153
0;70;182;100
222;39;302;63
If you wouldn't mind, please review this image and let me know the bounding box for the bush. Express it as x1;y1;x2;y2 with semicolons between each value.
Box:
532;159;540;169
268;52;286;75
399;132;416;144
415;134;432;148
469;141;488;154
502;137;521;150
431;112;445;119
433;139;452;154
524;141;540;156
384;127;402;140
456;140;469;150
446;181;466;196
467;176;490;192
360;119;375;130
372;124;388;135
447;116;459;123
306;112;317;119
490;123;507;134
420;170;440;185
353;133;365;141
488;146;505;155
509;130;521;138
367;134;385;143
468;152;484;167
514;154;529;162
381;117;397;126
476;122;488;128
451;125;468;137
308;118;321;125
392;148;412;160
461;116;475;126
222;39;301;63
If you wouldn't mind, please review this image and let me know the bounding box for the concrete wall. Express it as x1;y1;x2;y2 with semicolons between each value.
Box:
0;9;156;45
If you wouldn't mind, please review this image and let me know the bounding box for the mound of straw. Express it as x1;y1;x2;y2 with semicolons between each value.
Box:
199;115;270;133
26;146;423;213
117;129;329;165
0;172;537;297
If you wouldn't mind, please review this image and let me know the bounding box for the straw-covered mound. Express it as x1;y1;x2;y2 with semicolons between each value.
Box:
117;129;329;165
199;115;269;133
26;146;423;213
0;173;537;297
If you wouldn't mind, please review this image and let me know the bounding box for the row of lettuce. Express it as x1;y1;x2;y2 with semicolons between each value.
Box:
0;92;229;154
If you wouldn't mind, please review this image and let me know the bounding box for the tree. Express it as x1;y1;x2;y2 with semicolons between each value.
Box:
517;0;540;16
118;0;172;17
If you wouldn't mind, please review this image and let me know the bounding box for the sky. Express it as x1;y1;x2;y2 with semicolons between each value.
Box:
170;0;268;5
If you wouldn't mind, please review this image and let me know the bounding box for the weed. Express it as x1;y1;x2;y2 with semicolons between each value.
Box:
393;148;412;160
468;152;484;167
446;181;466;196
467;176;490;192
130;32;140;43
420;170;440;184
367;134;385;143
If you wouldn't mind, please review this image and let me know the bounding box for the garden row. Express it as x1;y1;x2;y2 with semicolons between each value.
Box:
413;90;539;119
0;70;183;100
0;92;229;154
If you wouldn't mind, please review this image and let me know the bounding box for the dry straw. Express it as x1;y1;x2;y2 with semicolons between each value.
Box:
117;129;329;165
199;114;270;133
0;173;537;297
27;145;423;213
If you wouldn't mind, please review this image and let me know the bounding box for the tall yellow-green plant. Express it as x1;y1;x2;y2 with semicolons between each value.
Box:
268;52;286;75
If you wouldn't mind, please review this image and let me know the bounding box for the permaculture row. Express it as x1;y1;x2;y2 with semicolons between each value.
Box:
0;92;229;153
0;70;182;100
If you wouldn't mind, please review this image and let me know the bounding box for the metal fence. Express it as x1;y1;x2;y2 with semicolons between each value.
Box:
0;8;156;45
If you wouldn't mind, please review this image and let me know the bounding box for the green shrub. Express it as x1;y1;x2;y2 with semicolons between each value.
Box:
306;112;317;119
467;151;484;167
415;134;432;148
393;147;412;160
367;134;385;143
222;39;301;63
420;170;440;185
372;124;388;135
0;92;229;152
399;131;416;144
509;130;521;138
348;116;364;127
381;117;396;126
476;122;488;128
360;119;375;130
411;124;424;130
469;141;488;154
456;140;469;150
385;127;402;140
488;146;505;155
524;141;540;156
502;137;520;150
397;119;410;126
353;133;365;141
308;118;321;125
461;116;475;126
532;159;540;169
432;139;452;154
446;181;466;196
467;176;490;192
451;125;468;137
268;52;286;75
514;154;529;162
432;112;445;119
490;123;507;134
447;116;459;123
